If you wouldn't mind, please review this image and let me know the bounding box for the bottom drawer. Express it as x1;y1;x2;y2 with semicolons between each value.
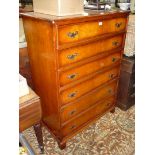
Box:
61;96;115;137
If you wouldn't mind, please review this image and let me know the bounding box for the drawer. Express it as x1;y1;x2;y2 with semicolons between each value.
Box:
60;66;120;104
59;52;121;86
61;96;115;136
61;80;118;122
58;18;127;45
59;34;123;67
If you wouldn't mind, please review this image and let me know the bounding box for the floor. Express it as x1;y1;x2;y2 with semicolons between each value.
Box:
23;105;135;155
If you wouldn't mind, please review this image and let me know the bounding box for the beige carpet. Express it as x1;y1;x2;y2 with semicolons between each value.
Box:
23;106;135;155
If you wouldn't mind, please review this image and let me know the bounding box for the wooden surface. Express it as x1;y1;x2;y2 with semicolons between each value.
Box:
19;87;44;153
59;52;121;86
58;35;123;67
117;55;135;110
22;10;129;149
60;66;120;104
19;87;41;131
61;79;118;122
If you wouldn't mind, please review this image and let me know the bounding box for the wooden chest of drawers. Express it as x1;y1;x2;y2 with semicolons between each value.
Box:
21;10;129;149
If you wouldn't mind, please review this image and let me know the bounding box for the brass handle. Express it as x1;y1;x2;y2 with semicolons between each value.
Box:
67;53;78;60
108;88;113;94
69;110;76;115
67;31;78;38
68;92;77;98
115;22;122;28
70;125;76;130
68;73;77;79
112;57;116;62
109;74;115;79
112;41;119;46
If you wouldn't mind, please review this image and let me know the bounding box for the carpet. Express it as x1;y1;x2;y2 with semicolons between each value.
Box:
23;106;135;155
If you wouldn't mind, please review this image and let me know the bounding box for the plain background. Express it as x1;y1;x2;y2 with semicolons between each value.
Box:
0;0;155;154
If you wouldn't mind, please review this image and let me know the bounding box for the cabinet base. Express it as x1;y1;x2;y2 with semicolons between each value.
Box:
110;108;115;113
58;141;66;150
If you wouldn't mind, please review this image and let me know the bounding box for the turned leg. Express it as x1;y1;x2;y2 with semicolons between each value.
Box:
33;122;44;154
58;141;66;150
110;108;115;113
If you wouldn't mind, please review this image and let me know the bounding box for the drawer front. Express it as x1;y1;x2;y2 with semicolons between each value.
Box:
60;52;121;86
58;18;126;45
61;96;115;136
60;66;120;104
59;35;123;67
61;80;118;122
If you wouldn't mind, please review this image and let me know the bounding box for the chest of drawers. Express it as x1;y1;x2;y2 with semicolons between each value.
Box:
22;10;129;149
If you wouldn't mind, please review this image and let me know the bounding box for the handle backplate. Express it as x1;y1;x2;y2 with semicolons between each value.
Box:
67;31;78;38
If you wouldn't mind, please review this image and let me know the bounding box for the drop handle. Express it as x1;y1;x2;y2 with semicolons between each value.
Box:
69;110;76;115
67;53;78;60
112;41;119;46
68;73;77;79
68;92;77;98
70;125;76;130
112;57;116;62
67;31;78;38
115;22;122;28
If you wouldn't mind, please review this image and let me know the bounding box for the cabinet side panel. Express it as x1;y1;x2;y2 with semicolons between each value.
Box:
22;17;60;130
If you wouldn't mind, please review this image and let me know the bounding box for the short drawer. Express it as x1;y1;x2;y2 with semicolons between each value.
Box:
58;18;127;45
59;34;123;67
61;80;118;122
60;66;120;104
59;52;121;86
61;96;115;137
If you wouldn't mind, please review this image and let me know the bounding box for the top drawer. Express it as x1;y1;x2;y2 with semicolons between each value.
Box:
58;17;127;45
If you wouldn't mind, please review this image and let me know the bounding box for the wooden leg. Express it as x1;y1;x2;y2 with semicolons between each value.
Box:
110;108;115;113
58;141;66;150
33;123;44;154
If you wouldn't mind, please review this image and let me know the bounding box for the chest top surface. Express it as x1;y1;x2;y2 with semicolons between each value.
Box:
21;10;130;24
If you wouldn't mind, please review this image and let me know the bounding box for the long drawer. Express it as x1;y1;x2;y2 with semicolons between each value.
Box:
59;34;123;67
61;96;115;137
58;18;127;45
61;80;118;122
60;66;120;104
59;52;121;86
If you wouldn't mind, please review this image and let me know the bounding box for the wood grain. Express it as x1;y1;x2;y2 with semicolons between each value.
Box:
58;34;123;67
